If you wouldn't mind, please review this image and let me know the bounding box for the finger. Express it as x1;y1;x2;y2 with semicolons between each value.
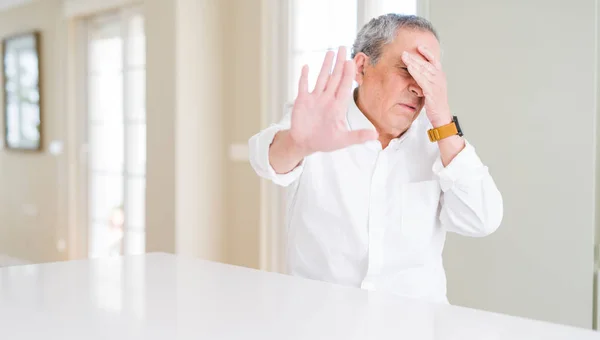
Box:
407;63;431;96
402;52;436;77
325;46;347;95
314;51;334;93
335;60;355;102
298;65;309;97
417;45;442;69
406;61;434;84
341;129;379;146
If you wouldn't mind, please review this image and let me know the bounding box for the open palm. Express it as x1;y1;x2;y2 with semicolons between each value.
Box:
289;47;378;154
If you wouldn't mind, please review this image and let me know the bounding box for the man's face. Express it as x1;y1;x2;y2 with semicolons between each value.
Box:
354;29;441;140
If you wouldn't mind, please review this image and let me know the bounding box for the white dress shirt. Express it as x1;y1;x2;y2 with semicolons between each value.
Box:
248;96;503;304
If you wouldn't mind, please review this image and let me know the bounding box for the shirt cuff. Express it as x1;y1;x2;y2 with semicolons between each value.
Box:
254;126;305;187
432;141;485;192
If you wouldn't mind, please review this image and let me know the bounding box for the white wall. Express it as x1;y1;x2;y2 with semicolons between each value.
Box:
429;0;597;328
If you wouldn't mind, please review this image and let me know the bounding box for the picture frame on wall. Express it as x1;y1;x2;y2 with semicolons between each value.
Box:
2;30;42;151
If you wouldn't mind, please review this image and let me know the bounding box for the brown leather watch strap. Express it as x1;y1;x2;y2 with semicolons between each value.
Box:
427;121;459;142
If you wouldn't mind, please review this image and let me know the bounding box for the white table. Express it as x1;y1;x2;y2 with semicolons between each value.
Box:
0;253;598;339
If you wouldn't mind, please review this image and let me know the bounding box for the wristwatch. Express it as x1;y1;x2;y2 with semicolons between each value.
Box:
427;116;463;142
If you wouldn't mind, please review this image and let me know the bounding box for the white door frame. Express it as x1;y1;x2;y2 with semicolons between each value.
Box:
66;17;89;260
259;0;290;273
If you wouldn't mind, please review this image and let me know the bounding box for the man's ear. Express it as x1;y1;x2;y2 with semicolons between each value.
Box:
353;52;369;86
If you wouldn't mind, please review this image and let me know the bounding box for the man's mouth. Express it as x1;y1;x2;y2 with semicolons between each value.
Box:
398;103;417;111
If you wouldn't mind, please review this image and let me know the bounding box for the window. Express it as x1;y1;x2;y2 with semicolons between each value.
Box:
287;0;418;104
85;8;146;258
379;0;417;16
287;0;357;102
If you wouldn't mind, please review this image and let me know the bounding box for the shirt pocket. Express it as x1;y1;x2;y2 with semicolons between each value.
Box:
400;180;442;249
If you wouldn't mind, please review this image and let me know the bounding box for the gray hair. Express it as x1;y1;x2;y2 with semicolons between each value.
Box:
351;14;438;65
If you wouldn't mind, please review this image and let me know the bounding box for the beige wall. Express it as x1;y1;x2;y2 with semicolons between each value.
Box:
223;0;263;269
144;0;177;254
0;0;263;268
145;0;263;266
146;0;229;262
0;0;69;263
145;0;263;265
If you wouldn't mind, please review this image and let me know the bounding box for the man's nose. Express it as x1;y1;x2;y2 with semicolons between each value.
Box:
409;83;424;97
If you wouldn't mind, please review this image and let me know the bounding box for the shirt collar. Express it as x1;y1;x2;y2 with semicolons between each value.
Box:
347;89;377;131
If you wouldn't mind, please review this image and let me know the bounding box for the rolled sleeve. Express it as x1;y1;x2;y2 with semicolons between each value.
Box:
248;125;304;187
248;108;305;187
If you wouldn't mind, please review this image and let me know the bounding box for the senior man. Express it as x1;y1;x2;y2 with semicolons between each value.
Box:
248;14;503;304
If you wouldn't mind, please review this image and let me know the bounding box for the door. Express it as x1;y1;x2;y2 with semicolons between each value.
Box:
79;7;147;259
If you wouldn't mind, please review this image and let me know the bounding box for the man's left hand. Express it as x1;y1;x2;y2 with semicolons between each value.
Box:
401;46;452;127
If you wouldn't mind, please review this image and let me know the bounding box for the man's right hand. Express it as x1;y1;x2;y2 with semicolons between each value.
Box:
269;47;379;174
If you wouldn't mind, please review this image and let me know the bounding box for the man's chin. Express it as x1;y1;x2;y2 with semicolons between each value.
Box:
385;124;412;138
390;116;414;130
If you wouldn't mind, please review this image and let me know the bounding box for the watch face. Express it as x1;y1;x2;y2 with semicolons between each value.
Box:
453;116;463;136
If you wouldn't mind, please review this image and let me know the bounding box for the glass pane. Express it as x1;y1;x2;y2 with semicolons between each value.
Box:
127;14;145;67
88;36;122;73
126;123;146;175
292;0;357;51
89;122;124;172
4;50;16;78
89;222;124;259
379;0;418;15
18;49;38;89
89;173;124;222
87;11;146;261
5;99;19;147
126;176;145;230
124;230;145;255
125;69;145;121
88;17;122;73
88;73;124;122
21;103;40;143
289;48;353;102
329;0;359;45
